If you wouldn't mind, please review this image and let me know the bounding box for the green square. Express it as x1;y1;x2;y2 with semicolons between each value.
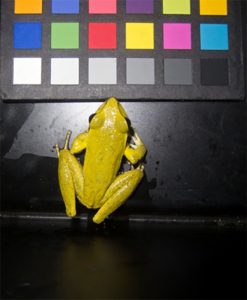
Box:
163;0;191;14
51;23;79;49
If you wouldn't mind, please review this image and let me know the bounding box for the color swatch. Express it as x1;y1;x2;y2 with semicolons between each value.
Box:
89;0;117;14
199;0;228;15
126;23;154;49
13;58;42;84
200;24;228;50
52;0;80;14
163;23;191;49
0;0;244;100
51;23;79;49
126;58;155;85
88;58;117;84
14;0;42;14
163;0;191;15
126;0;154;14
88;23;117;49
51;58;79;85
164;59;192;85
201;59;229;86
14;22;42;49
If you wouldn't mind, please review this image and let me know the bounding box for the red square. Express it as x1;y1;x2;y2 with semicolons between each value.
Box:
88;23;117;49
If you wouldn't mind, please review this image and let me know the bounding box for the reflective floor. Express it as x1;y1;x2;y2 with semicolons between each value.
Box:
1;219;246;299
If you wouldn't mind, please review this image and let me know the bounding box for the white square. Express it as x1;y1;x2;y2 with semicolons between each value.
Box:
88;58;117;84
13;58;42;85
51;58;79;85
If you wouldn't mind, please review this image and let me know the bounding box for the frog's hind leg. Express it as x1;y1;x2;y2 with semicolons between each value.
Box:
56;131;85;217
93;165;144;224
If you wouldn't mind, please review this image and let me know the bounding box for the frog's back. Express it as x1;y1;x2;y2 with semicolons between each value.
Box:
83;127;127;208
82;98;129;208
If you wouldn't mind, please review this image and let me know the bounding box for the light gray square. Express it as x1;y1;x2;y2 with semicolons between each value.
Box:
126;58;155;85
89;58;117;84
164;59;192;85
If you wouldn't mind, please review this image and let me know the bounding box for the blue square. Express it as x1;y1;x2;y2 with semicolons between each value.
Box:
52;0;79;14
14;22;42;49
200;24;228;50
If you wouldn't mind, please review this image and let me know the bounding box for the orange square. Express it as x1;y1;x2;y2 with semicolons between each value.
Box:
15;0;43;14
199;0;227;15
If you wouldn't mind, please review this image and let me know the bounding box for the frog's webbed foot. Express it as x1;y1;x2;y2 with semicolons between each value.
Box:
125;130;147;165
92;165;144;224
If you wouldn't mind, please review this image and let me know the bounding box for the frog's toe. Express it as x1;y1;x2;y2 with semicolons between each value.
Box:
92;214;105;224
66;209;76;217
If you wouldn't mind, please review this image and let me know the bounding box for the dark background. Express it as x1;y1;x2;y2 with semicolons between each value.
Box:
0;3;246;219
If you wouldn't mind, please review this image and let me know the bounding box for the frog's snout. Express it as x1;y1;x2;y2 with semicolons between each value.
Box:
106;97;118;107
105;97;127;118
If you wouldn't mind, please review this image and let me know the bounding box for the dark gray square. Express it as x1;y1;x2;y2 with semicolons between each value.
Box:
164;59;192;85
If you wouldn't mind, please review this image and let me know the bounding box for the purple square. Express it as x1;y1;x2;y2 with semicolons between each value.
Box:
126;0;154;14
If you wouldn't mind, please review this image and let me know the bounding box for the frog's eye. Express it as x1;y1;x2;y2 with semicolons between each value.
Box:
89;113;105;129
88;113;96;123
116;116;128;133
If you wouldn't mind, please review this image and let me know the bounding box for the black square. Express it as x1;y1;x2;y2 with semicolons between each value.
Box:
201;59;229;86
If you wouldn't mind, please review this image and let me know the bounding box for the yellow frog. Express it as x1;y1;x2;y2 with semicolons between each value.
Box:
55;97;147;224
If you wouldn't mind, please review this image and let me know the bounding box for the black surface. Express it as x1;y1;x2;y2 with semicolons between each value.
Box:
1;221;246;299
1;100;246;217
0;0;245;100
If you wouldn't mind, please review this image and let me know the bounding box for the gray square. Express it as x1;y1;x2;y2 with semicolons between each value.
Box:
164;59;192;85
89;58;117;84
127;58;155;84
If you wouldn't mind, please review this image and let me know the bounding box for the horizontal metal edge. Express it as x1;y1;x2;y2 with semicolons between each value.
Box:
0;211;246;227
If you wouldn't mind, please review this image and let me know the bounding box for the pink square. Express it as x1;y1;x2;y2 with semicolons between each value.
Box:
163;23;191;50
89;0;117;14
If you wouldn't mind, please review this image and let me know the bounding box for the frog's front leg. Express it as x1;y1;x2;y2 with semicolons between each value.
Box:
56;131;87;217
93;165;144;224
125;130;147;165
70;131;88;154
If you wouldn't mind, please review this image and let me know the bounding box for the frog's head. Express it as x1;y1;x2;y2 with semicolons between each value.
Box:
90;97;128;132
96;97;127;118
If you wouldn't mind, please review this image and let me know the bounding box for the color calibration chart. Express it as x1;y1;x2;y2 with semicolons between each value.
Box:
0;0;244;100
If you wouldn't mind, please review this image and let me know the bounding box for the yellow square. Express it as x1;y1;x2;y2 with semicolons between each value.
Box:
200;0;227;15
163;0;191;15
126;23;154;49
15;0;42;14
